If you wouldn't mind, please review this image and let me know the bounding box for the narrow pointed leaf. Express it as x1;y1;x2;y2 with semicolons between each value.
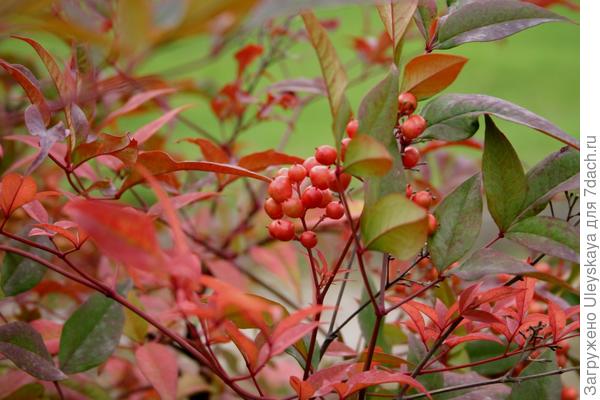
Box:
450;248;535;281
414;0;438;41
0;61;50;125
421;94;579;149
376;0;418;64
506;216;579;263
401;53;468;100
361;194;428;260
59;292;125;373
482;116;527;232
430;174;482;270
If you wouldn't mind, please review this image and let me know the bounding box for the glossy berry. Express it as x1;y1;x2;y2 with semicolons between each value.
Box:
264;197;284;219
303;156;320;173
315;145;338;165
346;119;358;138
398;92;417;116
402;146;420;169
341;138;352;161
561;387;577;400
401;114;427;140
282;198;305;218
427;213;438;235
325;202;345;220
268;176;293;203
288;164;307;183
299;231;318;249
319;189;333;208
301;186;323;209
309;165;330;190
276;167;289;177
413;191;433;209
328;170;351;193
268;219;295;241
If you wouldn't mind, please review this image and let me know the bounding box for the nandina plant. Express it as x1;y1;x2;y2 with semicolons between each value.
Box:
0;1;579;399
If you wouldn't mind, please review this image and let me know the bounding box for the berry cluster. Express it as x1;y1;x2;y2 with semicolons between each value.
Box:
397;92;427;169
406;184;437;235
266;145;350;249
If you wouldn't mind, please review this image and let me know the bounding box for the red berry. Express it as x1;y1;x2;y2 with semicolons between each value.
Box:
276;167;289;177
401;114;427;140
268;220;295;241
557;353;568;368
264;197;284;219
413;191;433;209
325;202;345;220
299;231;318;249
561;387;577;400
427;213;437;235
282;198;305;218
301;186;323;209
288;164;307;183
268;176;293;203
303;156;320;173
328;170;351;193
341;138;352;161
406;184;413;199
402;146;420;169
557;342;571;355
315;145;338;165
346;119;358;138
309;165;330;190
319;189;333;208
398;92;417;116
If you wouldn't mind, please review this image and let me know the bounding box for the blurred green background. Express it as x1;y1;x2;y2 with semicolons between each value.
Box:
3;2;580;167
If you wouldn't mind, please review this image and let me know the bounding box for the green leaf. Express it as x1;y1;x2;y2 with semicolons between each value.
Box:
482;116;527;232
435;0;569;50
407;335;445;395
518;147;579;220
2;383;45;400
0;322;66;381
414;0;437;42
509;350;561;400
59;292;125;374
450;248;535;281
302;11;352;145
343;134;393;178
466;341;519;376
421;94;579;150
430;174;482;271
123;290;148;343
60;380;111;400
506;216;579;263
361;194;428;260
376;0;418;65
1;252;45;296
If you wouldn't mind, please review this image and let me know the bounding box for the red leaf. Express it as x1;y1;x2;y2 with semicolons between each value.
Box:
238;149;304;171
548;301;566;341
72;133;138;167
118;151;271;195
184;138;229;164
307;363;357;397
135;343;178;400
99;88;176;128
458;283;481;312
473;287;524;308
269;322;319;357
132;105;190;145
445;332;503;348
290;376;315;400
235;44;263;76
462;309;504;325
147;192;219;217
223;321;258;368
64;199;163;272
341;370;431;399
401;302;427;342
0;61;51;125
401;53;468;100
1;173;37;216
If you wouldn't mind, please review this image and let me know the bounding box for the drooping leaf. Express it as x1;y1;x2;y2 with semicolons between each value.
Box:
506;216;579;263
343;134;393;178
430;174;482;271
63;199;163;272
135;343;178;400
401;53;468;100
421;94;579;150
450;248;535;281
518;147;579;219
59;292;125;374
376;0;418;64
0;61;50;125
508;350;560;400
0;322;66;381
118;151;271;195
435;0;569;50
1;173;37;216
482;116;527;232
302;11;352;145
72;133;138;167
1;250;46;296
361;193;428;260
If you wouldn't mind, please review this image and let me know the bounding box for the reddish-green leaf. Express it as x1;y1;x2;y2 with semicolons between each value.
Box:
450;249;536;281
135;343;178;400
118;151;271;195
72;133;138;167
0;61;51;125
401;53;468;100
238;149;304;172
1;173;37;216
0;322;66;381
185;138;229;163
340;370;431;399
64;199;162;272
376;0;418;64
302;11;352;145
343;134;393;178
